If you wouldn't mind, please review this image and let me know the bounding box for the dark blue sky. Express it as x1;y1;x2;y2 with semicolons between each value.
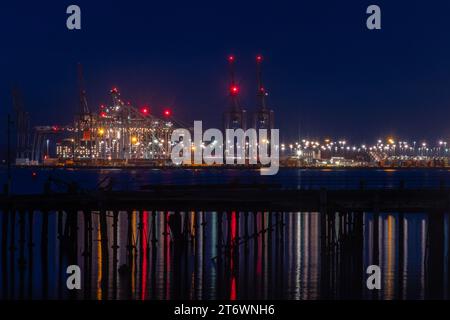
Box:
2;0;450;146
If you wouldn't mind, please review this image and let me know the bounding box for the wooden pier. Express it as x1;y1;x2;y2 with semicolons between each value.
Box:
1;184;449;212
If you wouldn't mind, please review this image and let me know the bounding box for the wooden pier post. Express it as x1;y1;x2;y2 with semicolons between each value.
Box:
82;210;92;300
41;211;49;299
253;212;260;299
2;208;10;299
126;211;134;276
99;210;109;299
216;212;223;299
27;211;34;299
201;212;207;300
352;211;364;298
150;212;158;300
112;211;119;299
426;211;444;299
398;212;405;299
9;210;16;299
243;212;249;299
138;211;144;298
448;213;450;297
320;209;330;299
279;212;285;298
18;211;26;299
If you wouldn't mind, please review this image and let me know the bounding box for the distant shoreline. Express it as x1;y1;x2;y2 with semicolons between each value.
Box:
3;164;450;171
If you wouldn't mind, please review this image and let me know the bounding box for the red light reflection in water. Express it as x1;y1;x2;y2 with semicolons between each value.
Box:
230;211;237;300
141;211;148;300
230;277;237;300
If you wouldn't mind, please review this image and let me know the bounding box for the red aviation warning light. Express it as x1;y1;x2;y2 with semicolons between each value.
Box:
163;109;172;117
228;55;235;62
230;85;239;95
111;87;118;93
100;111;107;118
140;106;150;115
256;55;263;62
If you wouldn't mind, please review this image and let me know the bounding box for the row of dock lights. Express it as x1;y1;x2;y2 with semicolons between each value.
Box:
280;138;450;156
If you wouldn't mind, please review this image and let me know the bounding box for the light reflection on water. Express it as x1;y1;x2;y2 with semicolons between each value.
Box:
1;211;449;300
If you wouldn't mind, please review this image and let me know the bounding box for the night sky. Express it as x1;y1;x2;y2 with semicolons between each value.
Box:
2;0;450;151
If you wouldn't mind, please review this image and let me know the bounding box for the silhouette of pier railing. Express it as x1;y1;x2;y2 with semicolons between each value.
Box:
95;173;450;192
1;184;449;212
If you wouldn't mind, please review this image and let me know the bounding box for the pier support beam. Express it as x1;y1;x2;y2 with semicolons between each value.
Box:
426;211;444;299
